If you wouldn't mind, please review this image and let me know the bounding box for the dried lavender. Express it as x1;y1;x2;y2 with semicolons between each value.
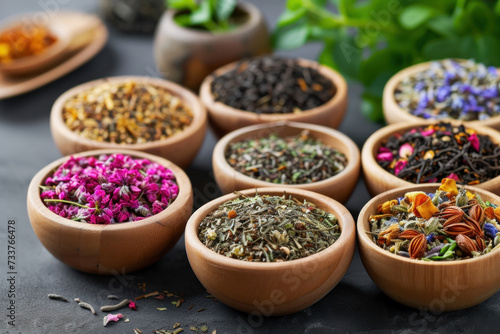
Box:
211;56;336;114
395;59;500;121
198;194;341;262
225;130;347;184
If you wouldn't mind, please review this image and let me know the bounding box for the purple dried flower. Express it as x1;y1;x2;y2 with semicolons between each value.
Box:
484;223;499;239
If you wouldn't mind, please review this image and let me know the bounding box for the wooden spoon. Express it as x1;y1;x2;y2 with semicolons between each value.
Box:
0;13;101;76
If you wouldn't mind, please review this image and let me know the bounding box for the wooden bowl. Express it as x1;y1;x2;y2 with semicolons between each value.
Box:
50;76;207;169
357;184;500;311
212;121;360;203
200;58;348;138
361;120;500;196
27;149;193;275
383;60;500;130
185;187;356;315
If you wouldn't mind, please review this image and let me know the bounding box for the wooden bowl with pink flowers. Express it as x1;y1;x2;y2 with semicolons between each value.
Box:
361;120;500;196
26;149;193;275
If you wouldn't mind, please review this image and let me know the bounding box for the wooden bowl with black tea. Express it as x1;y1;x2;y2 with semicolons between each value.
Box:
357;184;500;311
50;76;207;169
200;56;348;138
212;121;360;203
27;149;193;275
361;120;500;196
184;187;356;315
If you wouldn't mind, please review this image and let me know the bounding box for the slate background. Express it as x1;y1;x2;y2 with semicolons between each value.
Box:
0;1;498;333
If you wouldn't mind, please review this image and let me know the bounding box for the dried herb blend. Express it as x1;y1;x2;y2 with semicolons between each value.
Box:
0;24;57;62
226;130;347;184
40;153;179;224
395;59;500;121
211;56;336;114
63;81;193;144
369;178;500;261
376;122;500;185
198;194;341;262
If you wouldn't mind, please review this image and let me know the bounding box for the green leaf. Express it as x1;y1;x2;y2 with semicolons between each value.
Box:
361;94;384;123
276;7;307;28
318;41;337;70
464;1;494;34
358;49;400;86
215;0;237;22
422;38;463;61
189;0;212;25
287;0;303;11
167;0;197;10
427;16;456;38
273;24;310;50
496;0;500;15
174;13;192;26
399;5;437;29
332;33;361;80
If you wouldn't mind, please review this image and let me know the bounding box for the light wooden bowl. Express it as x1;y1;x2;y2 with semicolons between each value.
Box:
383;60;500;130
27;149;193;275
199;58;348;138
212;121;360;203
357;184;500;311
185;188;356;315
361;120;500;196
50;76;207;169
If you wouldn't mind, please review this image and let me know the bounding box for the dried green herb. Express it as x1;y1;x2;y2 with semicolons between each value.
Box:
198;193;340;262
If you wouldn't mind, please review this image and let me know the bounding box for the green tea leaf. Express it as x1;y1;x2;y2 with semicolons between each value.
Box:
167;0;197;10
399;5;437;29
174;13;192;26
273;24;310;50
276;7;307;28
215;0;237;22
287;0;303;11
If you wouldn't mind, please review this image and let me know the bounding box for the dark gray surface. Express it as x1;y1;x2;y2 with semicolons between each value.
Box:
0;1;498;333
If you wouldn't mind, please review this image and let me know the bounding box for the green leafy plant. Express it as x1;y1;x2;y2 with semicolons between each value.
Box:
274;0;500;122
167;0;238;32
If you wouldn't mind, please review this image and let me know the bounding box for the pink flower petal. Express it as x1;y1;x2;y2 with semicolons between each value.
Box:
468;133;480;152
378;147;391;153
420;129;435;137
103;313;123;327
427;177;438;183
376;152;393;162
446;173;460;181
394;160;408;176
399;143;414;159
129;301;137;310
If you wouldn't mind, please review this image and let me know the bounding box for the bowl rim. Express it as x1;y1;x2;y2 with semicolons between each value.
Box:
383;59;500;127
199;57;347;121
50;75;207;150
213;120;360;189
161;1;264;38
357;183;500;267
185;187;356;271
27;148;192;232
361;119;500;189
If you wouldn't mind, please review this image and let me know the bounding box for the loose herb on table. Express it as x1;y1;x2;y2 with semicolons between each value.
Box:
211;55;336;114
63;81;193;144
369;178;500;261
376;122;500;185
226;130;347;184
198;193;341;262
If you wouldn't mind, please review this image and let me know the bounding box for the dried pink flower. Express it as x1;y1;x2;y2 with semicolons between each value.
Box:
394;160;408;176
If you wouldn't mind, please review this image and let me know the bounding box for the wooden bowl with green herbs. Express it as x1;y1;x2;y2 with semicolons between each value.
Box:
185;187;356;315
50;76;207;169
357;184;500;311
200;57;348;138
212;121;360;203
27;149;193;275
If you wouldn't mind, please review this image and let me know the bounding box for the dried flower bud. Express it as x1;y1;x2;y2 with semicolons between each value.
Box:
408;233;427;259
228;210;237;219
399;229;421;240
456;234;478;257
